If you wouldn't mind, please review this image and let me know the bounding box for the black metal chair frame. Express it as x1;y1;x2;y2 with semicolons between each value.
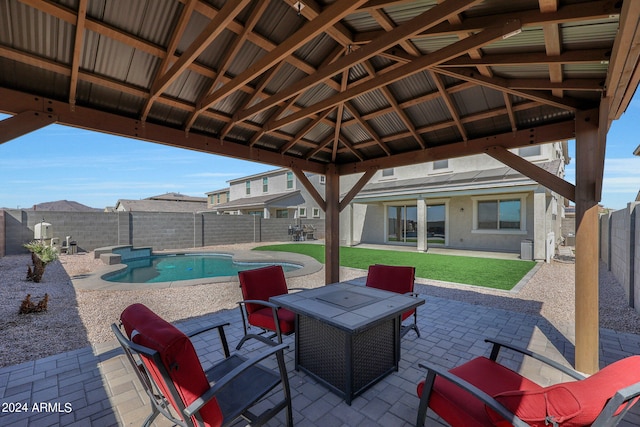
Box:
112;320;293;427
236;299;291;349
400;291;421;338
417;338;640;427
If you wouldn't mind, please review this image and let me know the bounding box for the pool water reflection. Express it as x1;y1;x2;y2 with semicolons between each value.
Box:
104;253;301;283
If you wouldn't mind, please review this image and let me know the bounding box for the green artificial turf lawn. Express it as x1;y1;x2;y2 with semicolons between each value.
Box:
254;243;536;291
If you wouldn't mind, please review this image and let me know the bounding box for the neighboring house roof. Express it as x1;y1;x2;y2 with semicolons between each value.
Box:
227;168;287;185
212;191;303;211
27;200;101;212
115;199;207;213
206;187;229;195
147;192;207;202
353;160;562;202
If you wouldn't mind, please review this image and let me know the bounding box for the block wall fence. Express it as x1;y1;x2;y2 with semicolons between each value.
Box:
599;202;639;313
0;209;324;256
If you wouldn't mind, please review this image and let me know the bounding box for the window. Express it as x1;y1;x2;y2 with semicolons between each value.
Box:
312;207;320;218
276;209;288;218
245;180;251;195
286;171;293;189
216;193;220;204
382;168;394;177
433;159;448;170
298;207;307;218
519;146;541;157
262;177;268;193
319;175;325;184
476;199;521;230
248;210;263;217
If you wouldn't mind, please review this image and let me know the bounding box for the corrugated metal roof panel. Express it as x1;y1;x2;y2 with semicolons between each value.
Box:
294;33;337;69
255;0;304;44
562;19;619;50
295;82;337;109
412;34;460;55
382;1;438;25
369;111;407;137
482;27;545;54
265;62;309;96
388;71;436;103
349;90;389;115
492;64;549;79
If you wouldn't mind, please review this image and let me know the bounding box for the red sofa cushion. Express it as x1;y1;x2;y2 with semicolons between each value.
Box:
248;306;296;335
417;357;541;427
487;355;640;427
120;303;223;427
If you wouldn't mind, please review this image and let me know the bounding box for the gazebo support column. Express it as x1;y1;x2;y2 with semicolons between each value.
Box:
574;109;601;374
325;164;340;284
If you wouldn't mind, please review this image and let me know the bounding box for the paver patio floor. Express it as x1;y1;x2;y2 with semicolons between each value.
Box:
2;279;640;426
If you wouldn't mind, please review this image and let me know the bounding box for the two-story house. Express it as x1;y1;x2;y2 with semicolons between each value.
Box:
340;141;569;261
208;142;568;261
209;168;326;220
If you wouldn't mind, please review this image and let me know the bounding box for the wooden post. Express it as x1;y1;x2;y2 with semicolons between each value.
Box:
325;164;340;284
574;109;600;374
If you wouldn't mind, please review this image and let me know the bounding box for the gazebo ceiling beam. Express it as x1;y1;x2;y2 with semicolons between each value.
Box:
265;20;523;133
235;0;483;123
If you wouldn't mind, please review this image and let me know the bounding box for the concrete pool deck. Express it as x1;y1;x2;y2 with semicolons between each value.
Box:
71;248;323;291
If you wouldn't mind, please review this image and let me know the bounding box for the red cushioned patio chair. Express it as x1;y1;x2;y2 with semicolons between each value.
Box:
112;303;292;427
366;264;420;338
416;338;640;427
237;265;296;350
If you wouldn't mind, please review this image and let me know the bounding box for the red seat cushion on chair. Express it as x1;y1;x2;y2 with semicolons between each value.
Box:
417;357;541;427
120;303;224;427
486;355;640;427
366;264;416;321
239;265;289;315
248;307;296;335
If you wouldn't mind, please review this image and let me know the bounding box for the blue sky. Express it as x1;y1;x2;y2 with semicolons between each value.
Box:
1;100;639;210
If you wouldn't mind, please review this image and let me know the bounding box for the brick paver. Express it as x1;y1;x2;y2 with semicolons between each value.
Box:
1;285;640;426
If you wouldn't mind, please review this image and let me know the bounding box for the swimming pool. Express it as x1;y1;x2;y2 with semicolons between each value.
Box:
103;253;301;284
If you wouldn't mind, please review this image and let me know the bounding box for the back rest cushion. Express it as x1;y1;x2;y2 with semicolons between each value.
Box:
366;264;415;294
120;303;223;427
238;265;288;314
487;355;640;427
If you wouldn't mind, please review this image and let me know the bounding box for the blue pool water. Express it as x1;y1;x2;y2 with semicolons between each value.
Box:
103;253;301;283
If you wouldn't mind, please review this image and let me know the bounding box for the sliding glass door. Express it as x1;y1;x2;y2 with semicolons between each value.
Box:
387;205;417;243
426;204;446;245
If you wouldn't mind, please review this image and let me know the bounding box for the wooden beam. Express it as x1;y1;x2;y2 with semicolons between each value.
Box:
574;108;600;375
355;0;621;42
236;0;483;122
141;0;197;121
485;146;575;201
0;111;57;145
440;49;611;67
267;20;522;132
434;67;584;111
325;164;340;284
291;167;326;212
148;0;250;113
337;119;576;175
0;87;327;174
184;0;268;131
198;0;369;113
338;168;378;212
68;0;87;109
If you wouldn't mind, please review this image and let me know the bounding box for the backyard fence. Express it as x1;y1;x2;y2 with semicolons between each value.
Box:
599;202;640;312
0;209;324;257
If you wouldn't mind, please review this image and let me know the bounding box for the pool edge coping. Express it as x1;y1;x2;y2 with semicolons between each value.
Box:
70;249;323;291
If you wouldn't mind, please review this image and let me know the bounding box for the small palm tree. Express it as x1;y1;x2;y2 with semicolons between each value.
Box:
24;241;59;283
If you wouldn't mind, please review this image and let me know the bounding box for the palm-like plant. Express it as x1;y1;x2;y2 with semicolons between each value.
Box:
24;240;59;283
